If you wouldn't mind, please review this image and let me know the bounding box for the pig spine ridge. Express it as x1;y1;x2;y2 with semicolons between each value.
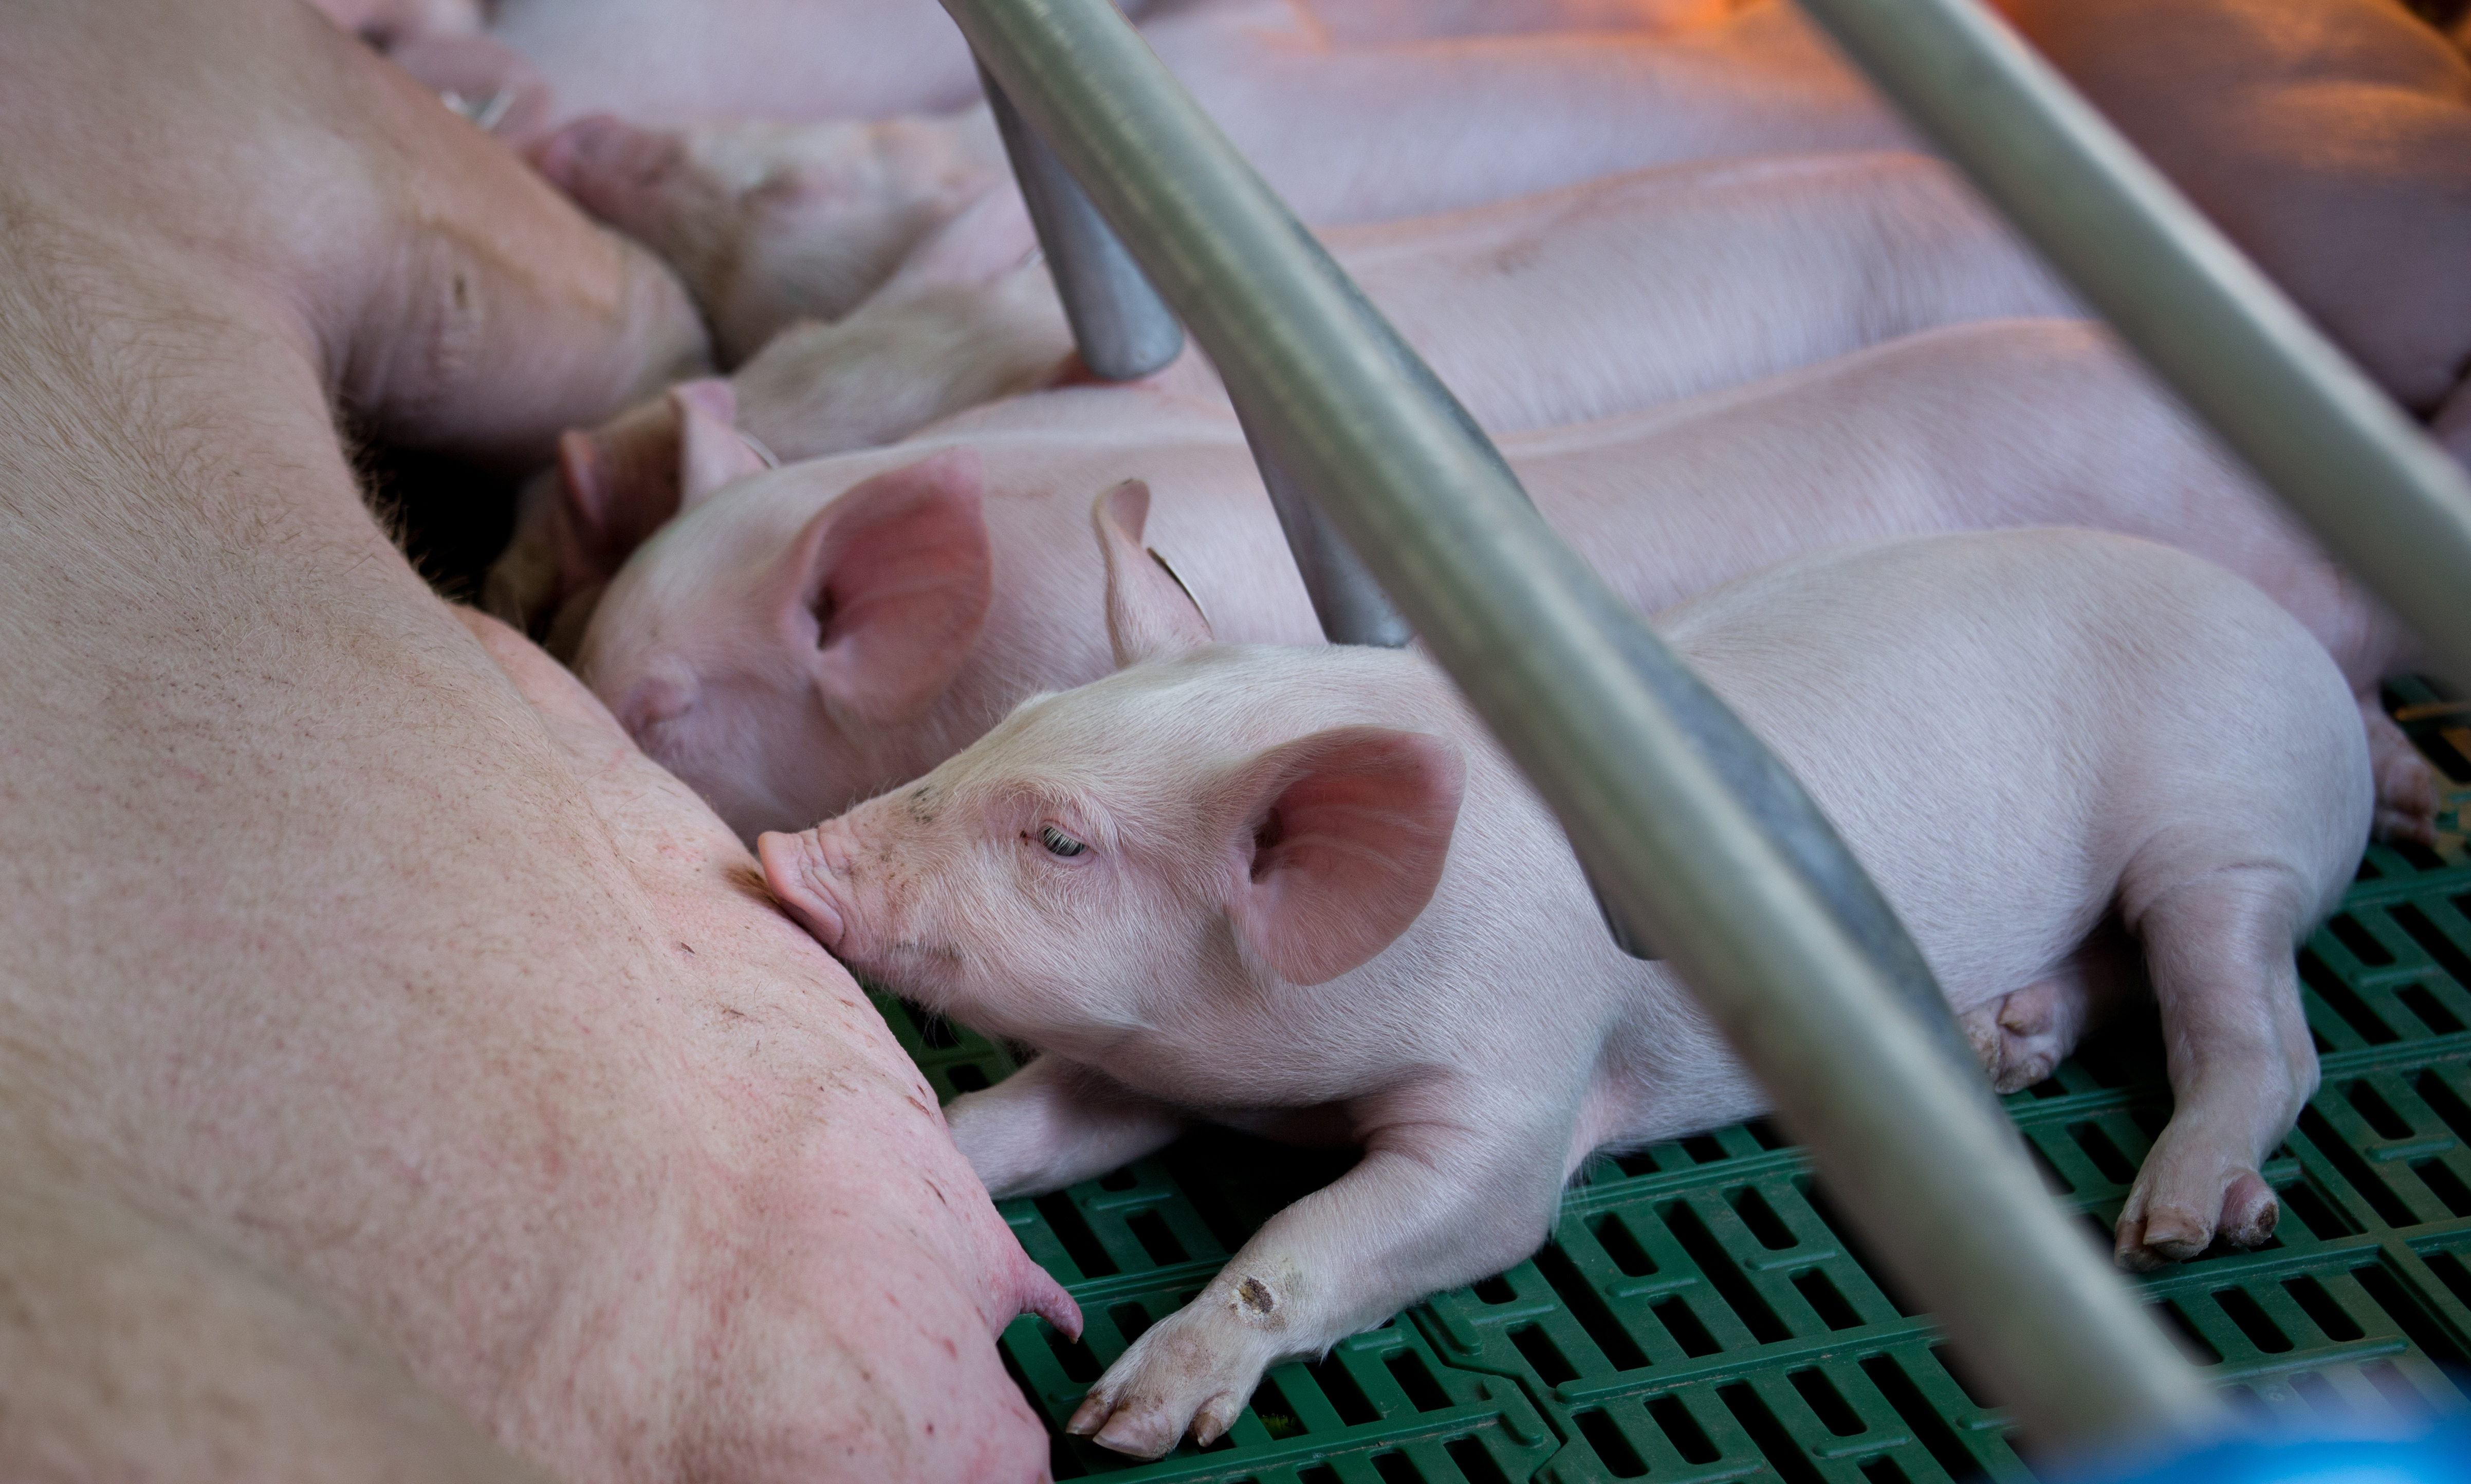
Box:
762;526;2370;1461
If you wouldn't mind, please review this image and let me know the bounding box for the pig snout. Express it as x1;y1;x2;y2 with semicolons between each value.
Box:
759;824;855;950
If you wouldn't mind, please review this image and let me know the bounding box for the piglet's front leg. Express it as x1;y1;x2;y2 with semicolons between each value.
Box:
1067;1110;1571;1460
946;1052;1188;1200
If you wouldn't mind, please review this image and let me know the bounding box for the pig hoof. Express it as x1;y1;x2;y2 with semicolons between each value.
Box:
1959;982;2078;1093
2364;700;2441;846
2215;1170;2280;1249
1068;1369;1233;1461
1190;1393;1245;1447
2371;757;2441;846
1067;1303;1276;1459
2113;1167;2278;1269
1068;1385;1203;1462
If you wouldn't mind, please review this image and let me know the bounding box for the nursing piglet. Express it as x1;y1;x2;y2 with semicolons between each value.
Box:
760;511;2370;1459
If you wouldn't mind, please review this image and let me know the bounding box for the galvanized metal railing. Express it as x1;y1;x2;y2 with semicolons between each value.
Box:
940;0;2254;1458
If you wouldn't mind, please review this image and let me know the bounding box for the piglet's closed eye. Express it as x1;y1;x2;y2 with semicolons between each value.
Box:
1221;727;1466;986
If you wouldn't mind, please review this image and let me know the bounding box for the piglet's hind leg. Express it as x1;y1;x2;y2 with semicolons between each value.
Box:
2361;696;2441;847
2113;866;2320;1271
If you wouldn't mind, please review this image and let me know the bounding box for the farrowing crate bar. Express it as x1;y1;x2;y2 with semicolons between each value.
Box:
934;0;2471;1459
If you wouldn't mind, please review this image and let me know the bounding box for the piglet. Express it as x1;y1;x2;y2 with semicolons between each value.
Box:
577;321;2438;845
760;501;2370;1458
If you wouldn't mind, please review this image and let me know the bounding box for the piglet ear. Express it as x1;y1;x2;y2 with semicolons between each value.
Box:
671;378;765;509
1094;480;1212;669
778;448;993;726
1222;727;1466;986
550;425;625;606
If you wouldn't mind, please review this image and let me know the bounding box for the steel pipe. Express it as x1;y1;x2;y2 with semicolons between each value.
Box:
980;59;1409;643
1789;0;2471;686
941;0;2225;1455
1233;401;1413;646
979;63;1184;381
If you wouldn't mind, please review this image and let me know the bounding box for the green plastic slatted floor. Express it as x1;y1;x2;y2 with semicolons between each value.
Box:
874;678;2471;1483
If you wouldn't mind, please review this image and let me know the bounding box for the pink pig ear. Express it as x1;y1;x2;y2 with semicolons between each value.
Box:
1094;480;1212;668
555;427;610;540
551;425;621;600
669;378;765;510
1222;726;1467;986
778;448;993;726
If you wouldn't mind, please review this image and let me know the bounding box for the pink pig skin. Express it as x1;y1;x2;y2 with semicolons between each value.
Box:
489;150;2073;633
84;608;1078;1484
1997;0;2471;451
530;0;1901;357
758;520;2369;1459
575;319;2435;845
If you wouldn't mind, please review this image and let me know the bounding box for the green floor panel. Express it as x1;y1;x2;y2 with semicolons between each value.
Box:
1408;1168;2035;1484
863;692;2471;1482
1511;1341;2021;1484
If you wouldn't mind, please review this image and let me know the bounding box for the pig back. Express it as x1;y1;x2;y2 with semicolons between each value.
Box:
1651;528;2371;1015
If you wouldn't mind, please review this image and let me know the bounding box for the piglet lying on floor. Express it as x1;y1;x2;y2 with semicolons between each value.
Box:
760;493;2369;1460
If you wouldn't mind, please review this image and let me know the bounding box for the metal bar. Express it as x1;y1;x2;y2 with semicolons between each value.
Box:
941;0;2224;1454
1232;400;1413;646
979;57;1409;643
1787;0;2471;687
978;61;1183;381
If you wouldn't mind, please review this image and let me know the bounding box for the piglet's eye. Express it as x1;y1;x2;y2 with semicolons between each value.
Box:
1039;824;1088;858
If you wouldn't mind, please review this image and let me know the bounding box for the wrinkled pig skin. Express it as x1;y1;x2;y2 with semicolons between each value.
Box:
760;525;2368;1458
575;319;2431;846
531;0;1902;357
493;150;2072;635
1997;0;2471;453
